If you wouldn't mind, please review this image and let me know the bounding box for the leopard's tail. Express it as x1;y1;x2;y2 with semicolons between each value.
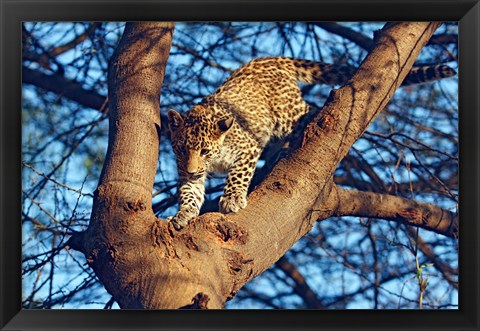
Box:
290;58;356;85
401;65;456;86
289;58;456;87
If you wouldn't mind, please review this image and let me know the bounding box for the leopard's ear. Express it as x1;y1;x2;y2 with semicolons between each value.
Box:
217;115;234;133
167;109;184;132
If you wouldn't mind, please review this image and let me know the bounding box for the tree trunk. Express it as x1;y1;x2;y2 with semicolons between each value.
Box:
68;22;457;309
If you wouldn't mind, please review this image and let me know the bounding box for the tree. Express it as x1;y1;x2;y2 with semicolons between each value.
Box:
22;21;458;309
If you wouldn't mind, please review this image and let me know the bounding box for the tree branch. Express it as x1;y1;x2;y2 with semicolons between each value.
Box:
22;66;171;134
327;185;458;238
50;23;101;56
427;33;458;45
22;67;107;112
406;227;458;288
77;22;180;309
222;22;445;300
314;22;373;51
315;23;457;51
275;256;326;309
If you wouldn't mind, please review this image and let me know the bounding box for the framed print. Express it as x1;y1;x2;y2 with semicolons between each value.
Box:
1;0;479;330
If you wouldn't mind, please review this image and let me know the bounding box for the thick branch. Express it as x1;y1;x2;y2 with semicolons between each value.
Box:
79;22;180;309
22;67;107;111
224;23;444;285
100;22;173;188
327;185;458;238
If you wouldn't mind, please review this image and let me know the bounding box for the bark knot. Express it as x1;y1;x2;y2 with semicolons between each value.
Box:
316;106;338;133
212;218;248;245
123;199;147;212
180;292;210;309
151;219;177;257
397;208;429;225
224;249;254;300
179;233;210;253
265;175;294;194
225;249;254;278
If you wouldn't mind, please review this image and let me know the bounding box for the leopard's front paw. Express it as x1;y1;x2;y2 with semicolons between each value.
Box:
167;210;195;230
219;193;247;214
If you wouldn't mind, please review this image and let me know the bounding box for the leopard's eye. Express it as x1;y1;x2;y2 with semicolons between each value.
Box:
200;148;210;156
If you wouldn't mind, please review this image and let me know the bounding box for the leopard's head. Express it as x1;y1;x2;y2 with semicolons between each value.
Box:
168;106;234;178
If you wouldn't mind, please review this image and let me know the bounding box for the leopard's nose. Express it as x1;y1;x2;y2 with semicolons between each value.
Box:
186;160;198;174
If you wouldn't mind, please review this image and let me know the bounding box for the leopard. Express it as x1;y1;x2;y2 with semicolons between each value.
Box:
167;56;456;230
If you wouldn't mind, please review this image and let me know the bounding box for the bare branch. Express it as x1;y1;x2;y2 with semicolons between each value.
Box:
22;67;108;112
327;186;458;238
427;34;458;45
314;22;373;51
406;227;458;288
50;23;101;56
275;256;326;309
315;23;457;51
22;67;173;136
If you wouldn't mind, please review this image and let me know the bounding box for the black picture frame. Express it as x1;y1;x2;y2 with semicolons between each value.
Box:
2;0;479;330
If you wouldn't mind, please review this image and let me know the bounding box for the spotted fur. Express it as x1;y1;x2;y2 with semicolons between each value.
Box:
167;56;455;229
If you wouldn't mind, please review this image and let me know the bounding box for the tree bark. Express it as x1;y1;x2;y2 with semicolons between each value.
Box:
328;186;458;237
68;22;457;309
